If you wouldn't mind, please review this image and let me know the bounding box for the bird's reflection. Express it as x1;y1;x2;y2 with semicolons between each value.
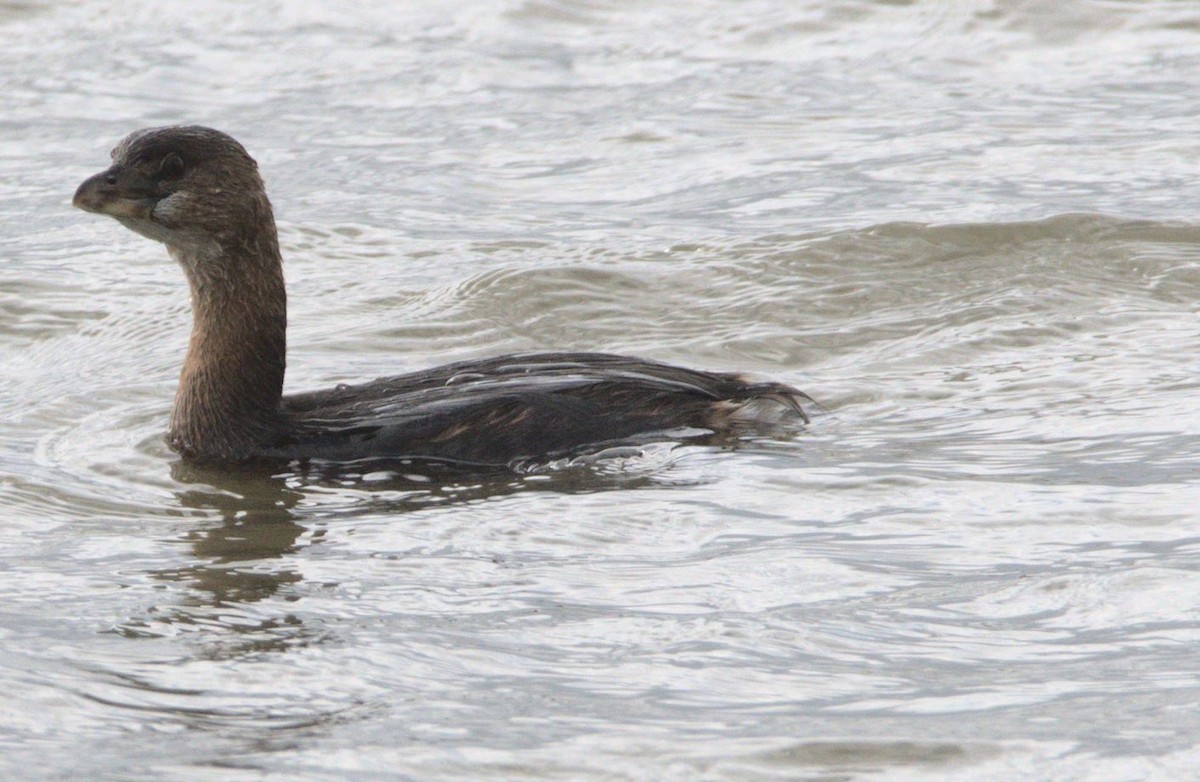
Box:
168;461;309;606
115;461;316;655
125;445;705;655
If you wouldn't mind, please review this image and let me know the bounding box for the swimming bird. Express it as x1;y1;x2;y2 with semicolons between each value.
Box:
73;126;810;468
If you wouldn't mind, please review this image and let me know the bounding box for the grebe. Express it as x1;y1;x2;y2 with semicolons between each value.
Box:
73;126;810;467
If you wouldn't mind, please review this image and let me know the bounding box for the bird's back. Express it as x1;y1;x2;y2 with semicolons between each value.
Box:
273;352;809;467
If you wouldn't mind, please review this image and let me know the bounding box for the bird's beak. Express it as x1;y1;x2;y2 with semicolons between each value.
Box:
73;166;157;219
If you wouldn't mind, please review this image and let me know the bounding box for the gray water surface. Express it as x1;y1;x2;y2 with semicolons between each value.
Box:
3;2;1200;780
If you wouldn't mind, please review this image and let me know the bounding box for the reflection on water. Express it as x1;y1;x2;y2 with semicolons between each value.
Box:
116;444;718;657
111;465;309;657
3;0;1200;780
177;478;303;602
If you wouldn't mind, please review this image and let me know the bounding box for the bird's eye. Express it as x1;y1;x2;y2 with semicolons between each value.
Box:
159;152;185;180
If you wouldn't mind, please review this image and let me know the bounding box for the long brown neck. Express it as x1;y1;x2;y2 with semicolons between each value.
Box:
167;227;287;460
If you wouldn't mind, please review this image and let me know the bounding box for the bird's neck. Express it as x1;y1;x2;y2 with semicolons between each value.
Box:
167;230;287;460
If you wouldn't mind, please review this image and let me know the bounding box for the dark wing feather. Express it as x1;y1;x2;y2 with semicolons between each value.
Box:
272;352;809;466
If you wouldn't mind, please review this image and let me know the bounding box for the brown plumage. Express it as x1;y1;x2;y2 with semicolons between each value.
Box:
73;126;811;468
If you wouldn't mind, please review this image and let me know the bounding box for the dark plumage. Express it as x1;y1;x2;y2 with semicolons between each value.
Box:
73;126;811;468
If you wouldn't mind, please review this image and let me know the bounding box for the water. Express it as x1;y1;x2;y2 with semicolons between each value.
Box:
3;1;1200;779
